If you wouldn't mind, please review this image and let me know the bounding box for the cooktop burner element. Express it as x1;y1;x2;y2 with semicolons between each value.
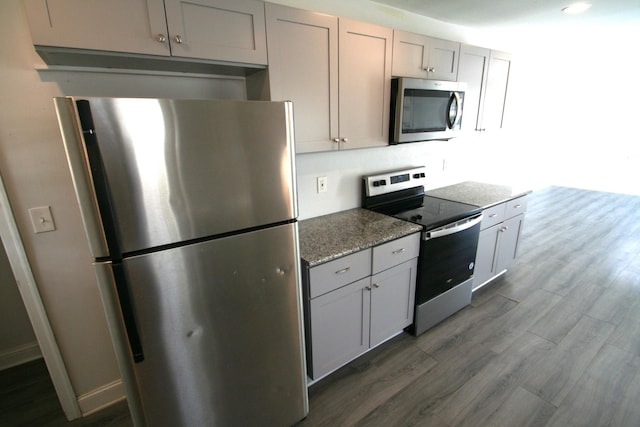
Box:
361;166;481;231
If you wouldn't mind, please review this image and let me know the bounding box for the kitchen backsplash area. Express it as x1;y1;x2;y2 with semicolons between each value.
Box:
295;132;515;220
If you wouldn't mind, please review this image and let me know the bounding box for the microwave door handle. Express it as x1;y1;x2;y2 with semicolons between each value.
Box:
446;92;462;129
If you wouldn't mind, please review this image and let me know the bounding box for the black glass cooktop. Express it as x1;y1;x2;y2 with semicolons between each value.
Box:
388;196;481;232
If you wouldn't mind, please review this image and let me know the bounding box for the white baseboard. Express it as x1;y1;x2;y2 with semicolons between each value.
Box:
0;342;42;371
77;379;126;416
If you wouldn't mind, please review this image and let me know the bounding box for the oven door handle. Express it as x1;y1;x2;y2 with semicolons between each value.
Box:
424;214;483;240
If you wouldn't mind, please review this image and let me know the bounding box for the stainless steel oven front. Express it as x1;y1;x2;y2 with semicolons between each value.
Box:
411;213;482;336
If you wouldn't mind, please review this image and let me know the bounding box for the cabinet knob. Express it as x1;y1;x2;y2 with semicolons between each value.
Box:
373;283;380;288
424;67;435;73
174;35;183;44
156;34;166;43
341;137;348;143
332;138;340;143
365;285;372;291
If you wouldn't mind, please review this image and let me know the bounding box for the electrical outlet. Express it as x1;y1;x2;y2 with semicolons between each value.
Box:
29;206;56;233
317;176;328;193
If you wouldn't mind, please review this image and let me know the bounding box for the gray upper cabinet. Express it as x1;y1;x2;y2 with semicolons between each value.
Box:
23;0;169;56
23;0;267;65
266;4;391;153
482;50;512;130
457;44;511;132
392;30;460;81
163;0;267;64
265;4;339;153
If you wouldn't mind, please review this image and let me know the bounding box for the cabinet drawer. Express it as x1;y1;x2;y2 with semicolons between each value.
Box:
481;203;506;230
505;196;527;219
372;233;420;274
309;249;372;298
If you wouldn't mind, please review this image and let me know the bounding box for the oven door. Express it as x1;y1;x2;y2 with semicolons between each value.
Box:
416;213;482;304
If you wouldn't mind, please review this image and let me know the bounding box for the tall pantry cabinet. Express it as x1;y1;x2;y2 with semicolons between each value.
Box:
266;3;392;153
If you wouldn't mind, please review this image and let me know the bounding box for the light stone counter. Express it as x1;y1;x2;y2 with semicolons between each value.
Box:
299;208;422;267
425;181;531;209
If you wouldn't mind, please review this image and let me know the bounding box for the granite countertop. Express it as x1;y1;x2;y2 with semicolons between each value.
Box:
425;181;531;209
299;208;422;267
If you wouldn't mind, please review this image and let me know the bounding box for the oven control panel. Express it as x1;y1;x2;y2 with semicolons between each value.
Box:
363;166;428;197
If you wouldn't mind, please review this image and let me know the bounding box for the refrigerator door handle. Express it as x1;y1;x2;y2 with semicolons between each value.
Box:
112;263;145;362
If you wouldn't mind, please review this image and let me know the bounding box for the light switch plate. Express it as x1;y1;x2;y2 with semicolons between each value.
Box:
29;206;56;233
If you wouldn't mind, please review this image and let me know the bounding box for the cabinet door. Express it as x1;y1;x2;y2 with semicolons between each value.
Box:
339;18;392;150
495;214;525;273
482;50;512;130
309;277;371;379
370;259;417;347
266;4;339;153
23;0;169;56
163;0;267;64
457;44;490;132
428;38;460;81
473;225;500;289
392;30;430;79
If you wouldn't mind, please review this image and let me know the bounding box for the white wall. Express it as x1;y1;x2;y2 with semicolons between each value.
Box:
507;26;640;195
0;238;40;370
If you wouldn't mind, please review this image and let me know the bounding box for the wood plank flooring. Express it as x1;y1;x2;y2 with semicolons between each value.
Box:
2;186;640;426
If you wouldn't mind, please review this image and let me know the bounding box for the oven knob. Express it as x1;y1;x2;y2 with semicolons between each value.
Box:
413;173;420;178
380;180;387;186
469;262;475;270
421;173;426;178
373;181;380;187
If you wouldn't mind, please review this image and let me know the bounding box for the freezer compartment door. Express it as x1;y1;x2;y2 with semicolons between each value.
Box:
57;97;297;255
122;223;308;427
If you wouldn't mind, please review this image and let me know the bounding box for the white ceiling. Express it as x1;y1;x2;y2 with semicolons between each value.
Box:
372;0;640;30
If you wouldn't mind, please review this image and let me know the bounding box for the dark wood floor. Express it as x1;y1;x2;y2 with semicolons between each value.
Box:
2;186;640;426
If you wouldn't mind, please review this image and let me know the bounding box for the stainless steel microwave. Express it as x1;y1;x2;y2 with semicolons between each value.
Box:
390;77;466;144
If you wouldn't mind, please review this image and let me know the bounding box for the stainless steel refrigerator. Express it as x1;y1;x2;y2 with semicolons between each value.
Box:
54;97;309;426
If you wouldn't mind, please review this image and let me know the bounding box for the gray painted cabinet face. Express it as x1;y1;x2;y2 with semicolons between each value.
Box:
458;44;490;132
392;30;460;82
266;4;392;153
23;0;267;64
163;0;267;64
309;277;371;380
266;4;339;153
457;45;511;132
23;0;169;56
307;233;420;380
473;198;526;290
370;259;418;347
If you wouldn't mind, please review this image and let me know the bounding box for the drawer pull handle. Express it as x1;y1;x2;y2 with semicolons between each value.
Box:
514;204;521;208
489;214;498;218
335;267;350;275
392;248;406;255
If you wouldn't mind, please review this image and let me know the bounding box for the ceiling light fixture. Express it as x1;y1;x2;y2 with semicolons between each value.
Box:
562;2;592;14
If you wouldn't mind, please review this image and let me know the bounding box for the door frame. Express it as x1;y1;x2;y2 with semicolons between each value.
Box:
0;172;81;419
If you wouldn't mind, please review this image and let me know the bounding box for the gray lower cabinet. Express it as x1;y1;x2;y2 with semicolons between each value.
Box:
473;196;527;290
304;233;419;380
